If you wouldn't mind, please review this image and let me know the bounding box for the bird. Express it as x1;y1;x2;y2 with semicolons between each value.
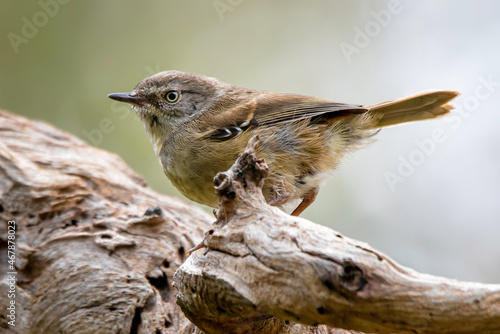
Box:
108;71;458;216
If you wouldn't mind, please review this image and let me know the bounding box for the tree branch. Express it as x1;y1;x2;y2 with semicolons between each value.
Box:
0;110;210;333
174;136;500;334
1;109;499;334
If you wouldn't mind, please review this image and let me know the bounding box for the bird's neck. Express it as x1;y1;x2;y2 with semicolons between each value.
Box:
142;121;168;158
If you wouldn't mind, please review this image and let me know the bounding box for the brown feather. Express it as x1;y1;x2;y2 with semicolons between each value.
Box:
252;93;367;125
196;92;368;140
367;90;460;128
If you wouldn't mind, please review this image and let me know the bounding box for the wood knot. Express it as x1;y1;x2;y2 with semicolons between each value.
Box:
213;135;269;221
214;173;233;199
144;206;163;216
340;260;367;292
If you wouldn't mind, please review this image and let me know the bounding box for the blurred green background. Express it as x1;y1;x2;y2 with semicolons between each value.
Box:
1;1;499;282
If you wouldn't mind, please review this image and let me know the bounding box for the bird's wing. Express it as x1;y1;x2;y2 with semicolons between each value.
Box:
252;93;367;125
197;92;368;141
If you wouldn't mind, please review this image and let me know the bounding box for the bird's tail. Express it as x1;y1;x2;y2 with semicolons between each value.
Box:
367;90;460;128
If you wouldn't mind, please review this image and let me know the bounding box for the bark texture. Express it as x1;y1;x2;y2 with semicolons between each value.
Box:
0;110;209;333
174;137;500;334
0;110;499;334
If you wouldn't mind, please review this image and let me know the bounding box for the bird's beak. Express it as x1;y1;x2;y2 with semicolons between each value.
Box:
107;92;146;106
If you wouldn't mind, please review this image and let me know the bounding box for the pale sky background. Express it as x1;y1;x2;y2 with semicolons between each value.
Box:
1;1;499;283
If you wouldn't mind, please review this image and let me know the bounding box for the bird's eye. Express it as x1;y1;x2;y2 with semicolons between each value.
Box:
165;91;179;103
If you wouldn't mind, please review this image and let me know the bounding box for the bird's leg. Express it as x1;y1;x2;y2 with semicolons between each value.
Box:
185;240;206;259
291;186;319;216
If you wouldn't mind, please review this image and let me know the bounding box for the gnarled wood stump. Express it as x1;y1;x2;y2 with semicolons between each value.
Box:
0;110;209;333
1;110;499;334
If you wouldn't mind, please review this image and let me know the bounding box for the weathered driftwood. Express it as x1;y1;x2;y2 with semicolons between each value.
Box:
1;109;499;334
0;110;210;333
174;136;500;334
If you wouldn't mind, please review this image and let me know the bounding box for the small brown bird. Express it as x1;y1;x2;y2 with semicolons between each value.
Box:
108;71;458;216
